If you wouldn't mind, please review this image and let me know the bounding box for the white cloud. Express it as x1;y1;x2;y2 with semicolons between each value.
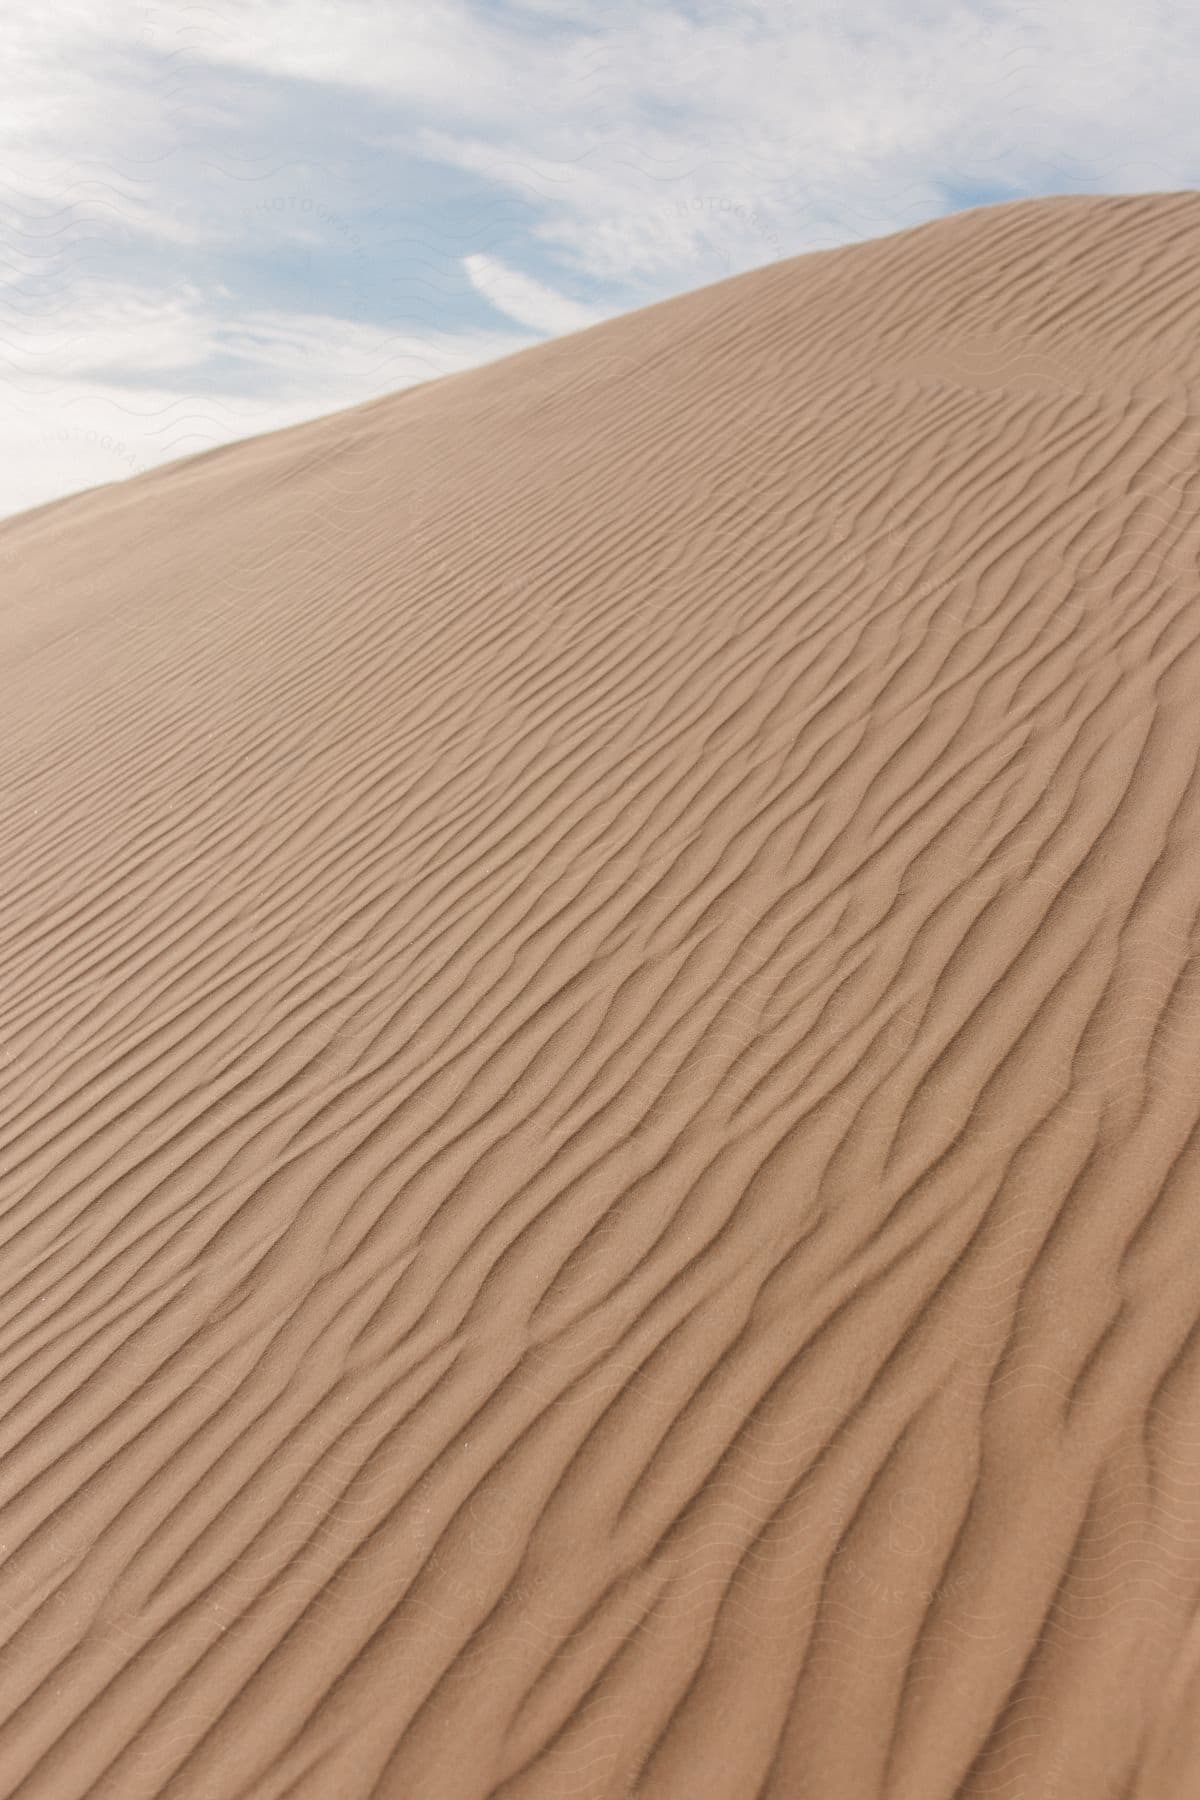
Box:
462;253;605;335
0;286;532;517
415;0;1200;289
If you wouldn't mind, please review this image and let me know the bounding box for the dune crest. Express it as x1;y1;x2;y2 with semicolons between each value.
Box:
2;193;1200;1798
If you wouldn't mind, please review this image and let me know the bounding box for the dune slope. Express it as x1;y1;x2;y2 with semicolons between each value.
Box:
2;193;1200;1799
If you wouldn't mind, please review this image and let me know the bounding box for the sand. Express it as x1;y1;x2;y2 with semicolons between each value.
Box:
2;192;1200;1799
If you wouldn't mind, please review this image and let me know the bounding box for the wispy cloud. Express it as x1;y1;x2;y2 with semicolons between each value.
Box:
463;253;605;334
2;2;1197;515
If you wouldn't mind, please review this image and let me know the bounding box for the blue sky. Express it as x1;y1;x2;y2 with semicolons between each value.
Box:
2;0;1196;516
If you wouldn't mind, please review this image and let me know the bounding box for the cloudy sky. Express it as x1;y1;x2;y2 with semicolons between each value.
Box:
3;1;1196;517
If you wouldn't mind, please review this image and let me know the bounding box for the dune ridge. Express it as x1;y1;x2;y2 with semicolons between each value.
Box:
2;192;1200;1798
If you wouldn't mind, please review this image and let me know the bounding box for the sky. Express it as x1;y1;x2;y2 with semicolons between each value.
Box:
2;0;1197;518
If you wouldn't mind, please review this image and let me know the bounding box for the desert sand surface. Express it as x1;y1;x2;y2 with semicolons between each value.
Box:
2;192;1200;1799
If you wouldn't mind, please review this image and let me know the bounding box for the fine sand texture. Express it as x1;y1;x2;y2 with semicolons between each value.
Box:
3;193;1200;1799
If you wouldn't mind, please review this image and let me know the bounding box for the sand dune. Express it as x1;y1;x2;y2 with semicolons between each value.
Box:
2;192;1200;1798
